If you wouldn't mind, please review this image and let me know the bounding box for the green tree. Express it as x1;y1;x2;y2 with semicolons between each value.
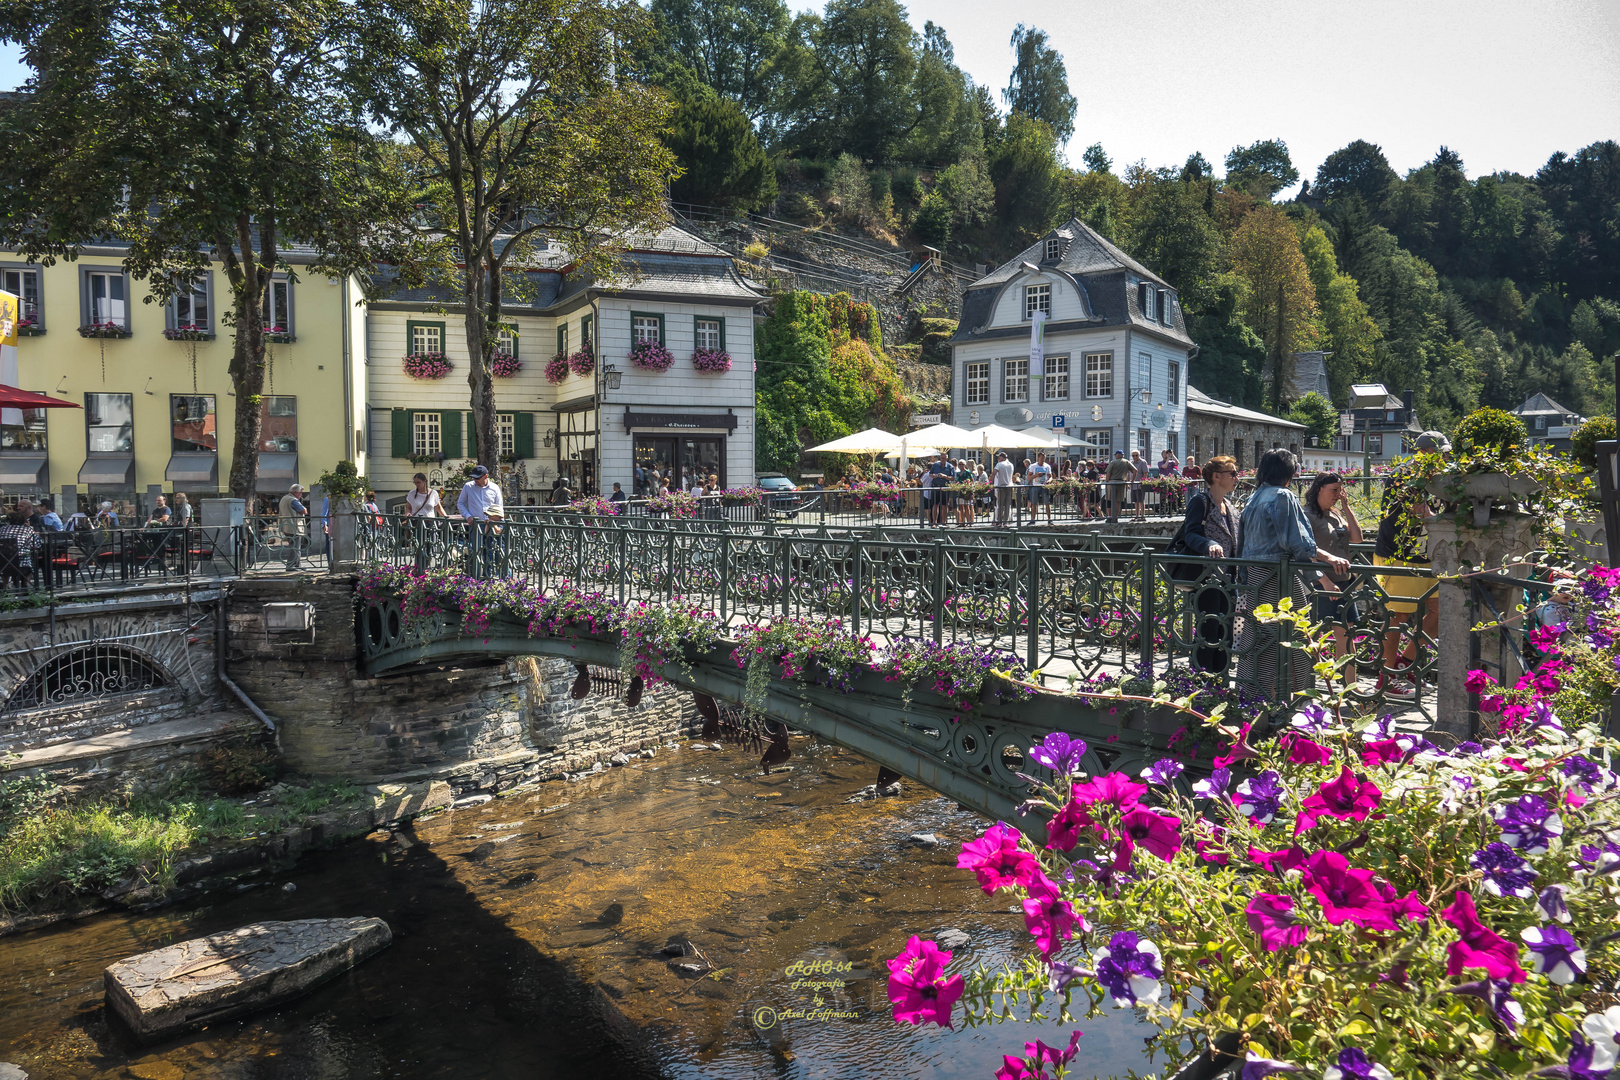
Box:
1225;139;1299;199
351;0;677;473
798;0;918;160
1286;391;1339;446
1313;140;1397;208
1125;181;1222;314
1082;143;1112;174
1186;274;1267;409
0;0;416;504
936;150;996;227
1228;205;1319;408
1298;225;1380;404
1002;24;1077;146
647;0;790;121
988;113;1062;239
667;95;778;211
912;190;951;245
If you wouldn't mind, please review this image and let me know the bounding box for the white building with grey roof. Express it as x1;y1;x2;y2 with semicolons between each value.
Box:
365;224;766;503
948;219;1193;461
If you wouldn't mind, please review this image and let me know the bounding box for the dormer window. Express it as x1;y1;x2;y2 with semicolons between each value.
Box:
1024;283;1050;319
1043;238;1062;262
1158;289;1170;325
1138;283;1155;321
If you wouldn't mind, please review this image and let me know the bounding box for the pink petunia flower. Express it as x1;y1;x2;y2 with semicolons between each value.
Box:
1022;872;1086;958
1281;734;1333;766
1070;772;1147;813
887;936;965;1026
1246;892;1308;950
1045;798;1091;853
1295;766;1383;835
1465;669;1497;694
1301;850;1399;931
957;822;1040;894
1120;808;1183;863
1212;722;1259;769
1441;890;1526;983
1249;846;1308;874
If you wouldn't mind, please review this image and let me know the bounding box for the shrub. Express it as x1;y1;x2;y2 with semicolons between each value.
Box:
1454;406;1528;457
200;739;279;794
742;240;770;261
913;191;952;246
890;168;923;207
781;191;823;224
1571;415;1615;469
316;459;370;499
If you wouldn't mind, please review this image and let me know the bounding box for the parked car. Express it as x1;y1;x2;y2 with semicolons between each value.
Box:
756;473;803;519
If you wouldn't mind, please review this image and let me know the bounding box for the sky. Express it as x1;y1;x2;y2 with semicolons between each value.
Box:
0;0;1613;195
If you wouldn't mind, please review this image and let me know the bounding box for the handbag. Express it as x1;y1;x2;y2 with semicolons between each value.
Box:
1162;493;1211;583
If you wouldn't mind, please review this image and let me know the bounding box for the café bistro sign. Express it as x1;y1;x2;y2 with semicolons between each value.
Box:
622;407;739;432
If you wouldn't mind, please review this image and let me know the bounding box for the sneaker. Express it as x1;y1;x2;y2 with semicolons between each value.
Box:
1377;674;1416;699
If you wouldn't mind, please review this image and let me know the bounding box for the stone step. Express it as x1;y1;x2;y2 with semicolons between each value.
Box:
0;709;262;779
105;917;392;1042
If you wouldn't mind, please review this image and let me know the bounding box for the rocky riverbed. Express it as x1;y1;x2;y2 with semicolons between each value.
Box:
0;737;1159;1079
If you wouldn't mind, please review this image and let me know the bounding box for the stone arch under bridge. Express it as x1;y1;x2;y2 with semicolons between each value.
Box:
0;606;214;717
358;590;1211;841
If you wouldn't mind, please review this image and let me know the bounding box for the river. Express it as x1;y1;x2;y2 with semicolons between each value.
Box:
0;738;1162;1079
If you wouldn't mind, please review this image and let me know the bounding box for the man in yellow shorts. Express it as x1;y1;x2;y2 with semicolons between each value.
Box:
1372;431;1450;699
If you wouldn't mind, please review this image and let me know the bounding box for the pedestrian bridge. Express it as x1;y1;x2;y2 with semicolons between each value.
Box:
350;512;1459;828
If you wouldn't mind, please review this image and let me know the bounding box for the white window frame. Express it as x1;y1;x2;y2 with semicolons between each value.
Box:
263;278;293;335
964;361;990;406
632;315;662;345
695;318;722;351
1004;358;1029;403
498;412;515;458
2;267;41;329
497;325;518;355
1082;429;1111;459
1134;352;1153;399
171;275;211;331
1084;352;1113;399
411;323;444;354
1043;238;1061;262
1366;434;1383;456
85;269;129;328
1139;428;1151;453
1043;354;1069;401
413;411;441;456
1168;360;1180;404
1024;283;1050;320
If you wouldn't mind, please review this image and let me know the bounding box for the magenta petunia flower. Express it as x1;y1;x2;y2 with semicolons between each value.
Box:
1441;890;1526;983
1248;846;1308;874
1026;1030;1083;1071
1045;798;1091;853
958;822;1040;894
1120;808;1183;862
886;936;964;1027
1281;734;1333;766
1294;766;1382;835
1071;772;1147;812
1245;892;1308;950
1022;872;1086;958
1465;669;1496;694
1212;722;1259;769
1301;850;1398;931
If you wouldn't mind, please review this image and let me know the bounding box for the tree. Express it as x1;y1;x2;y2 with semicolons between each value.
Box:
351;0;678;474
1179;152;1213;182
988;113;1062;239
1186;274;1267;409
1002;24;1076;146
0;0;413;506
1227;205;1319;409
667;95;778;211
1082;143;1112;174
1287;391;1339;446
936;150;995;227
1125;181;1221;314
912;190;951;245
647;0;790;121
800;0;918;160
1313;140;1397;208
1298;225;1380;403
1224;138;1299;199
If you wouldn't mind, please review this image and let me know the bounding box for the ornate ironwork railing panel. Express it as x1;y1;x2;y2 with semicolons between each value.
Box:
2;643;170;714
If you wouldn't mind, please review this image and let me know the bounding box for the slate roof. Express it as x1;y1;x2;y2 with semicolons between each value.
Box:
967;218;1168;289
1513;392;1576;417
1186;385;1305;429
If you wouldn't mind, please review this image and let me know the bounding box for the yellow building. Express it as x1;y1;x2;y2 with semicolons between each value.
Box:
0;245;367;520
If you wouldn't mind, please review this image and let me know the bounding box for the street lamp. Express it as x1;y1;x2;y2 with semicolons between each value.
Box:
602;364;622;390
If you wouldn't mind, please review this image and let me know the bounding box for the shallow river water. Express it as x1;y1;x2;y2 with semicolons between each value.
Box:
0;738;1162;1079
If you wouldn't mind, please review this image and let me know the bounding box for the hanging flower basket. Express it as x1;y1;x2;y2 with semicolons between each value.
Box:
78;321;130;339
164;324;214;341
491;352;522;378
17;317;41;337
403;352;453;379
629;339;673;373
568;346;595;377
545;351;570;384
266;324;295;344
691;348;733;374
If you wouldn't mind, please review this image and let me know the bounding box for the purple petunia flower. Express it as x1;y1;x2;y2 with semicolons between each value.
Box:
1451;979;1525;1031
1289;703;1330;735
1591;629;1614;649
1522;925;1586;983
1324;1048;1394;1080
1454;741;1484;755
1139;759;1185;786
1192;766;1231;800
1241;1054;1300;1080
1577;1006;1620;1076
1469;842;1538;899
1539;884;1572;924
1360;714;1397;742
1091;931;1163;1007
1584;579;1612;606
1493;794;1563;854
1029;732;1089;776
1565;756;1616;793
1233;770;1286;826
1047;959;1089;992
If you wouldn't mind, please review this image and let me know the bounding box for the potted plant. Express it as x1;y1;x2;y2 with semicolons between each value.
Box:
265;324;295;344
1418;408;1541;526
164;324;214;341
17;315;41;337
691;347;732;374
78;320;130;339
568;346;595;377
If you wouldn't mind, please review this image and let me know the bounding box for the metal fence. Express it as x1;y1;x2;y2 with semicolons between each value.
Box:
0;524;246;597
357;512;1439;722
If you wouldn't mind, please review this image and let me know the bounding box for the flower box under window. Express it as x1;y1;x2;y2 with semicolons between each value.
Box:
78;322;131;339
164;325;214;341
403;352;453;379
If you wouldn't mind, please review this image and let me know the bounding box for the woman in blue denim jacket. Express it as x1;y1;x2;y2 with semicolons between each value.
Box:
1235;449;1350;698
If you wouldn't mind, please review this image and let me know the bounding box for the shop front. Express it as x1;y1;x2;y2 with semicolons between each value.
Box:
624;409;737;494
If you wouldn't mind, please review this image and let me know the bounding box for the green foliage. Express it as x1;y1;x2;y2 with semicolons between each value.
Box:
317;460;371;499
912;190;951;245
1286;391;1339;445
199;739;280;795
1299;225;1380;405
1572;415;1616;469
1453;406;1529;455
666;95;779;211
1081;143;1112;174
1002;24;1076;145
889;168;922;207
935;151;995;228
644;0;791;121
988;113;1062;240
1224;138;1298;198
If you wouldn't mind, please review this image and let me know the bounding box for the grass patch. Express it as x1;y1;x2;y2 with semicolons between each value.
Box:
0;776;364;915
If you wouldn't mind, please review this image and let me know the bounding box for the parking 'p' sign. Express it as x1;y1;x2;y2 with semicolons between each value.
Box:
1050;414;1065;429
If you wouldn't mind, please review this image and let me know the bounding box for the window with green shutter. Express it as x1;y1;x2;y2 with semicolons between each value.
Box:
631;312;665;345
441;410;462;458
694;316;725;351
581;313;593;344
391;409;412;457
514;412;535;458
556;325;566;355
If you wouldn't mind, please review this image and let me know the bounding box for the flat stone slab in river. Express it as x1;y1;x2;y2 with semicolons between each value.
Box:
104;917;392;1042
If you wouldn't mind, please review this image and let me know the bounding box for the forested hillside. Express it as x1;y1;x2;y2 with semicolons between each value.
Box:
642;0;1620;431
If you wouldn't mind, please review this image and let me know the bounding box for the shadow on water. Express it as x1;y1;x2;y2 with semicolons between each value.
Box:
0;740;1161;1079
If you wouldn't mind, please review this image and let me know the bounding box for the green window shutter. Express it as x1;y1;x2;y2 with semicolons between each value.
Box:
557;325;566;354
467;412;478;458
391;409;412;457
515;412;535;458
441;409;462;458
657;313;665;345
582;313;593;345
717;316;726;352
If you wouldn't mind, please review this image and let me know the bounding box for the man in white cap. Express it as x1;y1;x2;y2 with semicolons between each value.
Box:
457;465;505;576
277;483;307;569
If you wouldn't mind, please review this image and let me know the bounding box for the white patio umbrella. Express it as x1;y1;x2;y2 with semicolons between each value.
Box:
1020;426;1086;448
805;427;910;454
907;422;979;448
969;423;1047;450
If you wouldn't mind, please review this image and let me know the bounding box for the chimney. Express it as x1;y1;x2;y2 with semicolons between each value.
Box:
1402;389;1414;415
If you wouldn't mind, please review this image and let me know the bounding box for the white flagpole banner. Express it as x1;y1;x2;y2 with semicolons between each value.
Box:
0;290;19;427
1029;309;1046;385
